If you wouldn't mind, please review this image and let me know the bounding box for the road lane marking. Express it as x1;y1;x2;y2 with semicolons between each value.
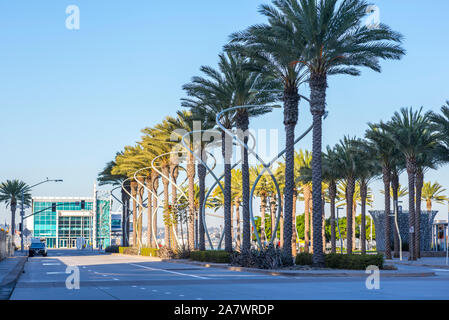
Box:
46;272;66;275
43;263;61;266
433;269;449;272
130;263;209;279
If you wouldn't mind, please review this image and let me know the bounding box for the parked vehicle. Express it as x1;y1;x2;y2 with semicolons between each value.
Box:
29;242;47;257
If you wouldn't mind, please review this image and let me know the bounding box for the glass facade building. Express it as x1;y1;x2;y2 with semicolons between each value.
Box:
32;192;111;249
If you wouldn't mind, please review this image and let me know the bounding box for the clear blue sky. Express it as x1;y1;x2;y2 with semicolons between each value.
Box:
1;0;449;225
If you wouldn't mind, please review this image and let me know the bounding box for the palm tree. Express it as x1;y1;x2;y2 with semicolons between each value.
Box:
295;150;312;253
227;4;311;258
365;124;399;260
384;108;438;260
182;52;278;252
422;182;448;211
352;140;380;254
97;156;130;246
332;137;364;254
264;0;405;266
0;180;31;237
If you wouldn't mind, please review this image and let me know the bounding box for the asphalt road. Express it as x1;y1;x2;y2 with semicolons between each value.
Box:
10;249;449;300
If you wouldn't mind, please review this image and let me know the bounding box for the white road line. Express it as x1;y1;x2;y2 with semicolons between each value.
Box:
433;269;449;272
113;278;119;281
43;263;61;266
130;263;209;280
46;272;66;275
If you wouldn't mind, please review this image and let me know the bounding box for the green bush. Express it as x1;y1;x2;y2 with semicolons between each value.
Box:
105;245;120;253
295;253;313;266
295;253;384;270
190;250;230;263
141;248;159;257
119;247;139;255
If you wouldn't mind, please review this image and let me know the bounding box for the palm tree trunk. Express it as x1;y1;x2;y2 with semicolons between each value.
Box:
11;203;17;242
222;130;233;252
235;198;241;251
171;164;179;250
236;111;251;253
270;195;276;243
121;187;130;247
187;153;196;251
406;158;416;261
415;168;423;259
131;181;137;247
391;170;400;258
162;165;171;248
198;150;207;251
427;200;432;211
137;177;145;248
304;186;311;253
292;189;297;256
346;177;355;254
260;194;266;246
146;177;153;248
322;193;326;253
382;166;392;259
152;174;159;248
329;181;337;253
283;88;299;260
310;73;326;267
360;183;367;255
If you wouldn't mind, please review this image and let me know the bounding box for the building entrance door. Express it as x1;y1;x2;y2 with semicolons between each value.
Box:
59;239;67;248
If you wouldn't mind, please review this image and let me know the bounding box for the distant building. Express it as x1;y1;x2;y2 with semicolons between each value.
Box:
31;185;111;249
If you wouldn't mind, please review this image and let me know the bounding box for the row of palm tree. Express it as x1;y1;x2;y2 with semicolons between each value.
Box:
100;0;449;266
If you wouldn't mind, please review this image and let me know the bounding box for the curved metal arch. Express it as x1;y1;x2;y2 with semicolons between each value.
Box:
216;105;328;249
216;105;283;248
181;129;257;250
111;185;131;246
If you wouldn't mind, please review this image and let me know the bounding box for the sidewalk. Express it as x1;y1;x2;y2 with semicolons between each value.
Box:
163;259;436;278
392;257;449;269
0;252;28;300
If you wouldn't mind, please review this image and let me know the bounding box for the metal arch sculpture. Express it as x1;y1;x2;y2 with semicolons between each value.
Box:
215;103;328;249
110;186;130;245
149;149;220;249
120;177;148;249
180;129;257;250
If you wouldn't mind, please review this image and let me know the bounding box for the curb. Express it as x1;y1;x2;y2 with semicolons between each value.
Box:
0;256;28;300
394;261;449;270
162;259;435;278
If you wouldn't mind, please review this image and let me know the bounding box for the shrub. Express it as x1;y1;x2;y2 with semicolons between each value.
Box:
230;244;293;269
105;245;120;253
190;250;230;263
295;253;313;266
295;253;384;270
119;247;139;255
140;247;159;257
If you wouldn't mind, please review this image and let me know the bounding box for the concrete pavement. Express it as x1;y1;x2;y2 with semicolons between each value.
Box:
0;251;27;300
9;249;449;300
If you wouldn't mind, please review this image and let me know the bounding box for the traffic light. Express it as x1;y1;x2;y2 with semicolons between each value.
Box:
52;203;56;212
81;200;85;209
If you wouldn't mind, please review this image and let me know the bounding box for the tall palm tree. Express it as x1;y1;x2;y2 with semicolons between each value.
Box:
352;140;380;254
365;124;398;260
384;107;438;260
421;182;448;211
97;156;130;246
0;180;31;237
322;147;343;253
267;0;405;266
227;4;307;260
295;150;312;253
182;52;278;252
332;137;363;254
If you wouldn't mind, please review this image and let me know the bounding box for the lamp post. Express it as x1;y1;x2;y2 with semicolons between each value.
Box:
21;178;63;252
336;207;344;254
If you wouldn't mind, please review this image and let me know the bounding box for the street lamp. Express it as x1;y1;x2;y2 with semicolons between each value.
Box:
21;178;63;252
336;207;344;254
